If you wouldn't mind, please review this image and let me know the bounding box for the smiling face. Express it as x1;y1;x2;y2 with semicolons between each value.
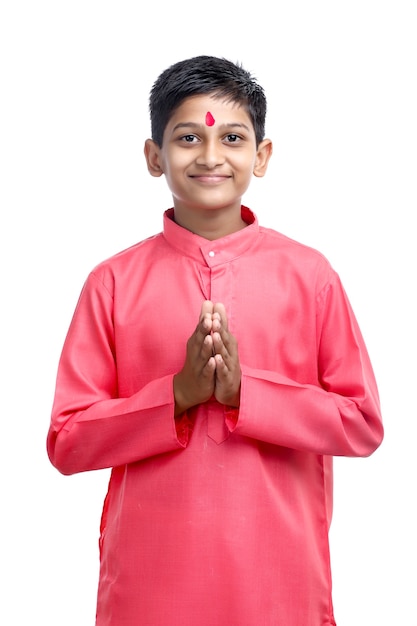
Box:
144;94;272;235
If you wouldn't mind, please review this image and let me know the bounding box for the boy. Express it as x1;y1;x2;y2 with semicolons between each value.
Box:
47;56;383;625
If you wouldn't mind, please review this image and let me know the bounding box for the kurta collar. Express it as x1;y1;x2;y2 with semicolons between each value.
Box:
162;206;259;267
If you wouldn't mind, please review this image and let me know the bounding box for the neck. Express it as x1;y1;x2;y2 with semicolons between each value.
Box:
173;205;247;241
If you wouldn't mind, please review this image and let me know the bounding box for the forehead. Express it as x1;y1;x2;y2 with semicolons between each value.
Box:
167;94;253;129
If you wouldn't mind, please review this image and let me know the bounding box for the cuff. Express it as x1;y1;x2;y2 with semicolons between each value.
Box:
225;406;239;431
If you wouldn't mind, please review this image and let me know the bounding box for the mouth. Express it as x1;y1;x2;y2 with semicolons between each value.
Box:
189;174;231;184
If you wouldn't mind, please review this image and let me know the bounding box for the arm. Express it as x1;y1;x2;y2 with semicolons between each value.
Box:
47;273;188;476
227;275;383;457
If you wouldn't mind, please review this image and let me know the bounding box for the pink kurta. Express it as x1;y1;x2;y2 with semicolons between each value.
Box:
47;207;383;626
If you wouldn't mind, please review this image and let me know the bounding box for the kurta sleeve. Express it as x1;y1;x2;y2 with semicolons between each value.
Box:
47;271;187;476
228;272;383;457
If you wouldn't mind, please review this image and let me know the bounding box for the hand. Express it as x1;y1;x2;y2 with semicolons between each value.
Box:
173;301;217;416
211;303;241;408
173;301;241;416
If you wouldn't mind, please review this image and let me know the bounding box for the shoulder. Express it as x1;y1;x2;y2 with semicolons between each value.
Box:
258;225;333;269
254;224;343;300
85;231;165;295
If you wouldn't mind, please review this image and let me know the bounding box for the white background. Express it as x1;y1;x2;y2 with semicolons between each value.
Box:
1;1;416;624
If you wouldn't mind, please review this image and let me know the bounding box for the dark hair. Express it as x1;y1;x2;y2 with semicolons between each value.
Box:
149;55;267;147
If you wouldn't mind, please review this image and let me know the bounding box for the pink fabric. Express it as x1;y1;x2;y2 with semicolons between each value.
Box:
47;207;383;625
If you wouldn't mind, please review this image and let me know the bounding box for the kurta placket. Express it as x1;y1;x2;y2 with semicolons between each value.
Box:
200;242;234;444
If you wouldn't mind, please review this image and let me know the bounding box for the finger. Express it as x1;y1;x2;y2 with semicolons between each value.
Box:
205;355;217;372
200;313;213;333
200;300;214;322
202;333;214;360
212;331;227;360
211;313;221;333
212;326;238;362
213;353;241;407
213;302;228;330
191;304;213;346
197;301;214;335
214;353;226;370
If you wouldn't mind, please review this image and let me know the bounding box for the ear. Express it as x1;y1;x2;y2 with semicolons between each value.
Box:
144;139;164;177
253;138;273;178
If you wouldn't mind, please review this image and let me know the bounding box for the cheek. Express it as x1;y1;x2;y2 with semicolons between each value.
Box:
162;157;190;189
164;148;189;170
233;152;256;173
161;152;182;177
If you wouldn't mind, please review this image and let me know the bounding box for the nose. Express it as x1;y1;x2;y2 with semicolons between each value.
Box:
195;138;225;169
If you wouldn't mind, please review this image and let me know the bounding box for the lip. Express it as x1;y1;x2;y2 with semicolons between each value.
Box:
189;174;231;184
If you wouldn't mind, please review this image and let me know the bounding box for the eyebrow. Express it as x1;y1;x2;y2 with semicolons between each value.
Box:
172;122;251;132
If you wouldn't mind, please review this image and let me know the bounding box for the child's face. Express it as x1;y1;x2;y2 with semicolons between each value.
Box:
145;94;271;216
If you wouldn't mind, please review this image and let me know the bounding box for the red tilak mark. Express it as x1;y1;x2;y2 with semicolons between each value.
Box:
205;111;215;126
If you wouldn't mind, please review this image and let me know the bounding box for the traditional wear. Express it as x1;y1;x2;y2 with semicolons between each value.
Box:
47;207;383;625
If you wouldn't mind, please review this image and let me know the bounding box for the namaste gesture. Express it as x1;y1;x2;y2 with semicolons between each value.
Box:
173;300;241;415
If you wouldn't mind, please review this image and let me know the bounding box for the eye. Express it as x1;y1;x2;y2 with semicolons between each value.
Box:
180;134;199;143
224;134;241;143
